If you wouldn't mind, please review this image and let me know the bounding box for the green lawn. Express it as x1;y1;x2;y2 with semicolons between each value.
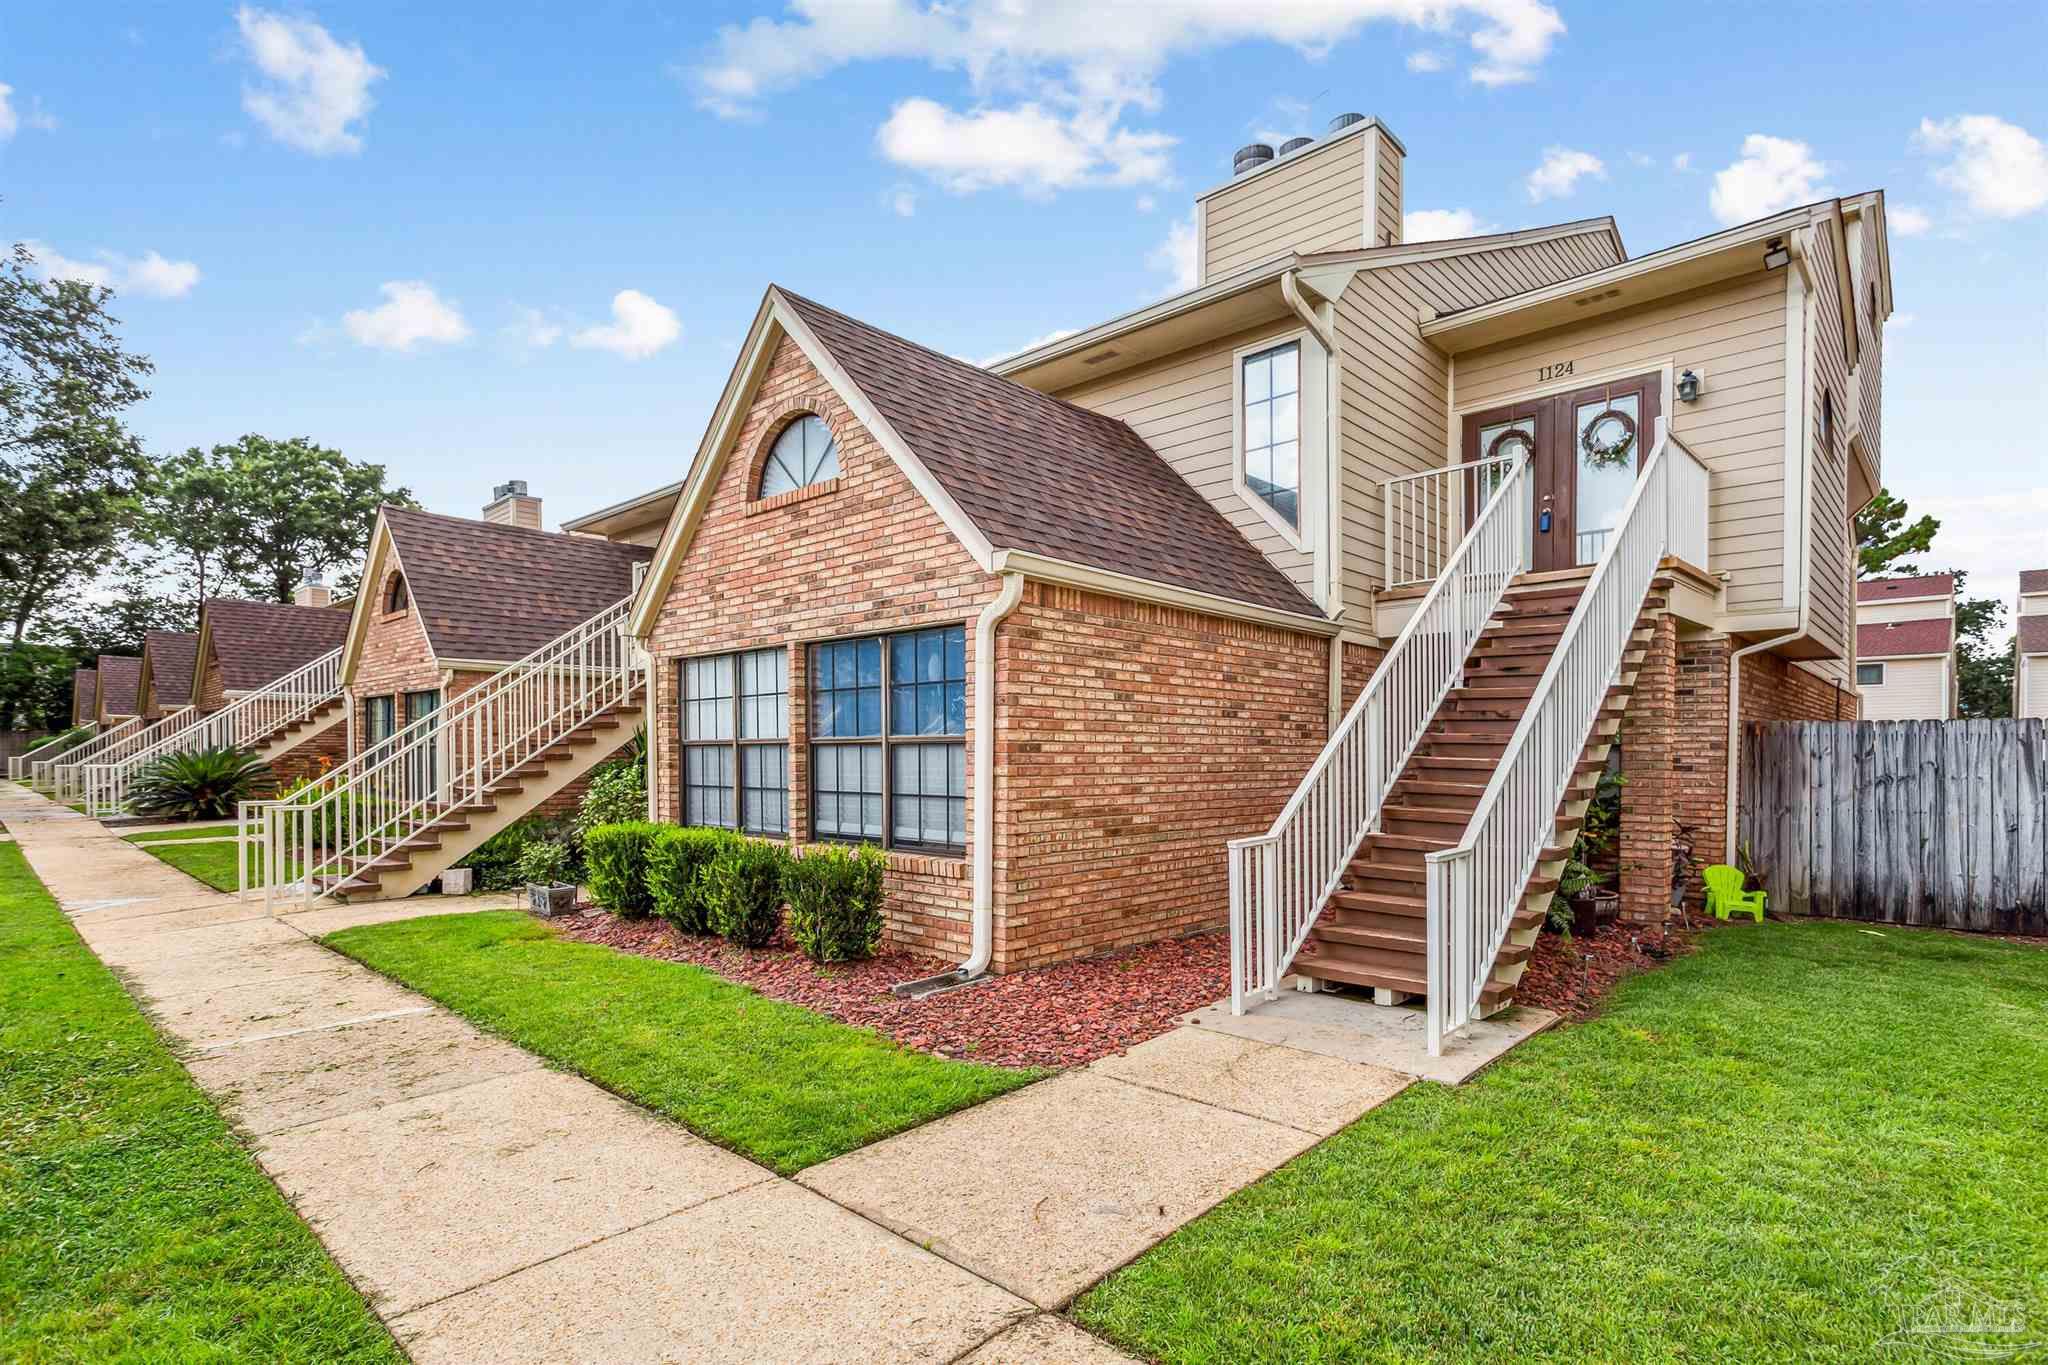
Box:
324;910;1044;1173
127;835;253;893
0;842;399;1361
1077;922;2048;1362
125;824;240;843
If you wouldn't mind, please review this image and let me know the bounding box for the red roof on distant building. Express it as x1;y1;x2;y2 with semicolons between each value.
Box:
2018;615;2048;655
1857;574;1954;603
2019;569;2048;595
1857;617;1954;659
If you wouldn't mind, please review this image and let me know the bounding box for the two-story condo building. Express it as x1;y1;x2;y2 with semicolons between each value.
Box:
1854;574;1959;719
2017;570;2048;718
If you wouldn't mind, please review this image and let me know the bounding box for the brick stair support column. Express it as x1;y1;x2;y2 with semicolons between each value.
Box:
1618;611;1680;922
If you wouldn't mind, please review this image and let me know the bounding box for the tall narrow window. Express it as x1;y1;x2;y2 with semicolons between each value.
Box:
759;414;840;497
384;574;408;613
681;649;789;834
810;625;966;854
364;694;396;754
1241;341;1300;527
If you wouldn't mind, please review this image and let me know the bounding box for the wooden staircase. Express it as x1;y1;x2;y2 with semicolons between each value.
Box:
250;697;346;766
1294;565;1669;1012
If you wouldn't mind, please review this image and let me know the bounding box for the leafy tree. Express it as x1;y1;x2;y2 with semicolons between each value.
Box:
211;434;414;602
0;241;155;645
0;641;83;733
1854;489;1940;579
137;445;252;614
1952;585;2013;719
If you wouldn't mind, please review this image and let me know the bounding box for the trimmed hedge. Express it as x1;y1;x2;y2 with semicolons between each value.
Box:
584;821;661;917
703;838;791;947
784;844;887;963
646;826;735;933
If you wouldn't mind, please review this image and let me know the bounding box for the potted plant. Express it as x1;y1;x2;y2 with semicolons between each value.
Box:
516;839;577;918
1552;768;1624;935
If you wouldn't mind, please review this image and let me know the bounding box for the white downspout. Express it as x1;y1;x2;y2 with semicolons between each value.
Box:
961;573;1026;977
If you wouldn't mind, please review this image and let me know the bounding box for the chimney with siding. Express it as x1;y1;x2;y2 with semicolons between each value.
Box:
293;568;332;609
482;479;543;530
1195;111;1405;287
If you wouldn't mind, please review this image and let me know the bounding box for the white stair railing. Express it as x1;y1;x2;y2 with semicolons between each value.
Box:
78;647;345;817
1383;453;1520;588
1426;428;1710;1055
49;710;195;804
11;724;97;783
1228;456;1534;1012
252;596;641;910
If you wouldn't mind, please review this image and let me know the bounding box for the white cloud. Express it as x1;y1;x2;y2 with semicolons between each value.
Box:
1912;114;2048;219
1709;134;1828;226
505;307;564;350
1403;208;1493;242
22;241;200;298
342;281;470;351
235;6;383;155
888;186;918;217
1889;204;1932;236
1918;486;2048;611
1135;193;1156;213
1406;50;1446;73
977;326;1080;367
1149;213;1198;293
1626;151;1653;168
0;84;57;139
877;97;1173;193
1888;311;1916;329
1672;152;1691;171
570;289;682;360
1525;146;1604;202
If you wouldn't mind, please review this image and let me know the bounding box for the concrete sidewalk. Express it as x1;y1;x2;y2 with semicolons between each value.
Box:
5;784;1423;1360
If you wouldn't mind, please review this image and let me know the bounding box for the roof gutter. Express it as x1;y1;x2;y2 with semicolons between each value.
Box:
1281;269;1337;352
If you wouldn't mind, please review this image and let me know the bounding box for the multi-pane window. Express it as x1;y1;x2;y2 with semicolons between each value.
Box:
759;414;840;497
1241;341;1300;527
810;625;966;853
682;649;789;834
1856;662;1885;687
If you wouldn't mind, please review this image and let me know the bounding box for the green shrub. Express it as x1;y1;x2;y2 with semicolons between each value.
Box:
575;756;647;835
26;724;92;757
457;815;580;891
513;838;574;888
584;821;661;917
703;838;790;947
646;826;735;933
129;745;274;820
783;844;887;963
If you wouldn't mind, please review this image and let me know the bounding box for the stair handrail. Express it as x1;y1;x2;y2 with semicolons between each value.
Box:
1228;454;1534;1013
1425;427;1709;1055
77;647;345;816
256;596;640;911
48;710;195;802
1383;452;1521;588
11;723;97;783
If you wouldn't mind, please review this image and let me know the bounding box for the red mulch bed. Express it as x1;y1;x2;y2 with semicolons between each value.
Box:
555;911;1230;1071
1516;918;1697;1019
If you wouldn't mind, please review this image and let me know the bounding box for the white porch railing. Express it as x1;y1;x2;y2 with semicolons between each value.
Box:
1425;428;1709;1054
11;724;97;783
249;596;641;910
1228;455;1534;1013
1383;454;1520;588
78;647;345;817
48;710;196;804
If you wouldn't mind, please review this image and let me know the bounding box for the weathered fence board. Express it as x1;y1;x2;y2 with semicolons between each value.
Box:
1741;719;2047;934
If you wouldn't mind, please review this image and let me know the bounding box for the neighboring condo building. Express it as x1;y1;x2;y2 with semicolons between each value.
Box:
1854;574;1957;719
2016;569;2048;719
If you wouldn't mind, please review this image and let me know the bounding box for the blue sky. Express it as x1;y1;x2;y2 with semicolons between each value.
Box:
3;2;2044;609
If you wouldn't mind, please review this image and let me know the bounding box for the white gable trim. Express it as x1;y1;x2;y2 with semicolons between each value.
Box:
627;288;997;641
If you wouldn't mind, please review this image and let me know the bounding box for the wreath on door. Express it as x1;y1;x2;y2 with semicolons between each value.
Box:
1579;408;1638;470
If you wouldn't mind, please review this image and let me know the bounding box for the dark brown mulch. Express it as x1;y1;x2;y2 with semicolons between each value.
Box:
555;911;1230;1071
1516;917;1697;1019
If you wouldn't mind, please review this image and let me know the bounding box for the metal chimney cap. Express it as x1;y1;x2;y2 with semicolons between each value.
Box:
1277;136;1314;156
492;479;529;500
1232;142;1275;175
298;565;325;586
1327;111;1366;134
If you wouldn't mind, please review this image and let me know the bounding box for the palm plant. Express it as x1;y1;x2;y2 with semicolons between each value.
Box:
129;745;275;821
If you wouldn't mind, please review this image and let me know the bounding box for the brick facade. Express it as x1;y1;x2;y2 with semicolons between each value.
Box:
1339;639;1385;710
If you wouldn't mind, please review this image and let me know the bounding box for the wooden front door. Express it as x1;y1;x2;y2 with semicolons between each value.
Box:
1462;372;1662;573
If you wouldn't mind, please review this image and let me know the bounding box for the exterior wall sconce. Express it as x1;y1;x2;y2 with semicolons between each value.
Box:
1677;369;1702;403
1763;238;1791;270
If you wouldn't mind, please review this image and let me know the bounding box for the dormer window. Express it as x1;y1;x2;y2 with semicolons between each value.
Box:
384;573;408;614
759;414;839;497
1240;341;1300;527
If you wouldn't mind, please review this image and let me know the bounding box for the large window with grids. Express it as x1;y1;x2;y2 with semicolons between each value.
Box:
810;625;966;854
681;648;789;834
1240;340;1300;527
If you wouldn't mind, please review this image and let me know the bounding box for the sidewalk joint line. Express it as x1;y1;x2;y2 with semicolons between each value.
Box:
197;1006;436;1051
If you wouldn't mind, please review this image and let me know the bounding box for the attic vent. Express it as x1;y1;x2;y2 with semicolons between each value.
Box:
1572;288;1625;308
1232;143;1274;176
1278;136;1314;156
1080;348;1122;366
1327;112;1366;134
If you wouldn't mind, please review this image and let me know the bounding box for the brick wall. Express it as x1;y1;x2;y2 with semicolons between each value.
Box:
1340;639;1385;710
643;336;1001;958
196;645;228;713
994;583;1330;971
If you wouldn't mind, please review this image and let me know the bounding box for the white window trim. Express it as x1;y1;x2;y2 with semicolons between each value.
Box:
1856;661;1885;687
1230;326;1326;556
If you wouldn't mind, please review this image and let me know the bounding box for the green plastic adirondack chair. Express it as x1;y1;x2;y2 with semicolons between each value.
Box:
1703;864;1766;922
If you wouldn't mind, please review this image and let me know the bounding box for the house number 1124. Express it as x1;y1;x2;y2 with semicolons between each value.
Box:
1539;360;1575;382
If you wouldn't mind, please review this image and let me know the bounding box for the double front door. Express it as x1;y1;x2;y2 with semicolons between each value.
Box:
1462;372;1662;573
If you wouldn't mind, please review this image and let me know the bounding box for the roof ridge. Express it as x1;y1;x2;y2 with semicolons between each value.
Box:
383;502;652;556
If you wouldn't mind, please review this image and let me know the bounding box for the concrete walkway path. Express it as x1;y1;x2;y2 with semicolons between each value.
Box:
5;785;1423;1361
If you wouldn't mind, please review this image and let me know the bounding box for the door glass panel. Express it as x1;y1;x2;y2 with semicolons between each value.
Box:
1475;419;1533;503
1572;393;1640;565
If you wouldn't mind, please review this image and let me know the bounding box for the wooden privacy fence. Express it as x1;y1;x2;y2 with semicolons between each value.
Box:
1741;720;2046;934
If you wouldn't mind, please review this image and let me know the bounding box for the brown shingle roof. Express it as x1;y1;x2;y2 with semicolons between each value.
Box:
2018;615;2048;655
203;599;353;691
141;631;199;709
96;655;141;716
384;506;654;662
2019;569;2048;595
1857;573;1954;603
779;289;1320;619
1857;618;1954;659
72;668;97;725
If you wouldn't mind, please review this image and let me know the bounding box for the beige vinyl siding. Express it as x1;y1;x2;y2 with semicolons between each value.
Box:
1202;137;1365;280
1055;322;1316;603
1372;129;1402;247
1850;211;1884;480
1803;226;1854;676
1334;231;1625;622
2022;654;2048;719
1452;271;1789;615
2020;592;2048;618
1857;598;1952;625
1858;655;1950;719
606;517;669;548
